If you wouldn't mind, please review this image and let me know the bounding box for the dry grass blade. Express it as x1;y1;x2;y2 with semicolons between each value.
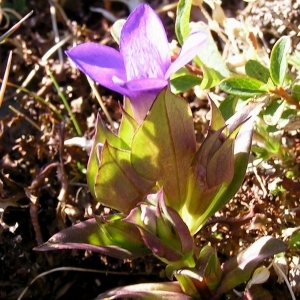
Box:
86;76;115;129
0;10;33;43
0;51;12;107
8;105;41;131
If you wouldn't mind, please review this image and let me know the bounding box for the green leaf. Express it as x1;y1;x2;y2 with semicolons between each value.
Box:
209;99;227;134
34;218;150;259
270;36;291;86
220;76;267;97
219;95;238;120
263;100;285;126
95;282;189;300
245;60;270;84
278;108;297;128
94;142;155;214
289;230;300;249
216;236;287;295
198;63;224;89
175;0;193;45
170;71;202;94
131;89;196;211
118;98;139;146
291;83;300;101
197;245;222;291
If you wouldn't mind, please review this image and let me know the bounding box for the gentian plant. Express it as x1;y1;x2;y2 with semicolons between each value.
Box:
36;4;287;299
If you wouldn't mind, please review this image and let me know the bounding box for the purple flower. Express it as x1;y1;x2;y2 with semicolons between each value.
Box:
66;4;207;122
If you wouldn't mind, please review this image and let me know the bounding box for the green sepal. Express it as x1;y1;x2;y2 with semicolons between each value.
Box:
94;141;155;214
87;114;128;198
131;88;196;211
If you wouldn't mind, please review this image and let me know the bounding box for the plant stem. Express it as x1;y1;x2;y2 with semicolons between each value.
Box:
47;68;82;136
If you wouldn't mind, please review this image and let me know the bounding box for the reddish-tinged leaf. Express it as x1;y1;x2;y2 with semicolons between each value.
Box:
95;282;191;300
95;142;155;214
35;218;150;259
216;236;287;295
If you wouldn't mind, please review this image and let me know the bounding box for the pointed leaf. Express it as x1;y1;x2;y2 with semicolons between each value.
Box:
216;236;287;295
131;89;196;210
87;114;127;198
95;142;155;214
124;195;194;264
196;245;222;291
95;282;190;300
118;98;139;145
220;76;267;97
270;36;291;86
206;137;234;187
34;218;150;259
208;99;227;134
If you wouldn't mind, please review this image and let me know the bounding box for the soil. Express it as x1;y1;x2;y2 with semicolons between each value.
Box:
0;0;300;299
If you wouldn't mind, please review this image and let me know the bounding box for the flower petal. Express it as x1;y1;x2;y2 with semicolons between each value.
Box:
66;42;128;95
126;78;168;91
120;4;171;81
127;89;162;123
165;31;208;79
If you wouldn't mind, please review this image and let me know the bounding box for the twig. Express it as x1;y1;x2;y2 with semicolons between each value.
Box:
204;204;256;229
270;86;300;109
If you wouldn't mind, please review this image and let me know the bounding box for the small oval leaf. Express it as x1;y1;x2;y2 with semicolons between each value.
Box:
220;77;267;98
291;83;300;101
270;36;291;86
245;60;270;84
263;100;285;126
